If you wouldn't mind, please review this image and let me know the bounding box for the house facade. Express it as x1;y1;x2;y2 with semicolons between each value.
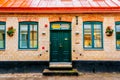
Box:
0;0;120;62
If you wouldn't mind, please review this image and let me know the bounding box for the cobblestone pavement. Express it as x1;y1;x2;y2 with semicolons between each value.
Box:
0;73;120;80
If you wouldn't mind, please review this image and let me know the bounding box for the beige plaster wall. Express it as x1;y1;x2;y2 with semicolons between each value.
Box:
0;14;120;61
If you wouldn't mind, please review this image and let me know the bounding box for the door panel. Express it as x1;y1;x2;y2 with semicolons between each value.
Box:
50;31;59;62
61;31;71;62
50;30;71;62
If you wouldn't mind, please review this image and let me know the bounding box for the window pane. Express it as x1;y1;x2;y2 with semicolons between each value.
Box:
61;24;70;29
116;25;120;48
94;24;102;48
0;25;5;48
30;24;37;48
20;25;28;48
84;24;92;48
116;25;120;32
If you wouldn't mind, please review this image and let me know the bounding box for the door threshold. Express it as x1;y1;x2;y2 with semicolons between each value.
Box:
50;62;72;65
49;62;72;69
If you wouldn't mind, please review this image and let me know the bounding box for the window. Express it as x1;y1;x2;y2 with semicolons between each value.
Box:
0;22;5;49
116;22;120;49
83;22;103;49
19;22;38;49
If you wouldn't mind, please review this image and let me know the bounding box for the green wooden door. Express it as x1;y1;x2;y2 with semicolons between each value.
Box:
50;30;71;62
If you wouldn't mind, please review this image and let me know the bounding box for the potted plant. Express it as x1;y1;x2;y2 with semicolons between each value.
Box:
7;26;16;37
105;26;114;36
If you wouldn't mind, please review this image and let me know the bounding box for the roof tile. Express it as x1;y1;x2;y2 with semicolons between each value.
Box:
0;0;120;13
0;0;119;7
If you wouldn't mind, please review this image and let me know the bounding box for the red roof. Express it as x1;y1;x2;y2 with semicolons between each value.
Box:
0;0;120;13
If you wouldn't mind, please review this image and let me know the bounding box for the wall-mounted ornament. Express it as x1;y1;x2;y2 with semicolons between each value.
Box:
80;54;82;56
75;31;79;35
105;26;114;36
59;17;62;21
75;41;80;44
73;50;75;52
46;50;48;52
7;26;16;37
75;16;78;25
39;54;42;56
42;31;46;35
45;24;48;28
76;57;78;59
42;46;45;50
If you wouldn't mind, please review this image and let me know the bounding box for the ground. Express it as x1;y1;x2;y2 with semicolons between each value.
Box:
0;73;120;80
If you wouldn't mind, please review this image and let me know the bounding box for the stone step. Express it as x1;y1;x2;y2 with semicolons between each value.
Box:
49;62;72;69
43;69;79;76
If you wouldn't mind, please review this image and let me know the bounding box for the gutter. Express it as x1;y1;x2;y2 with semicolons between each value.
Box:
0;7;120;13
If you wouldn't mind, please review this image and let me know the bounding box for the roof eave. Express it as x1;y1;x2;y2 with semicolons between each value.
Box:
0;7;120;14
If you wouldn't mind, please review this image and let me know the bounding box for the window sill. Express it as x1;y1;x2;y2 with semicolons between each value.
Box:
116;49;120;51
18;49;38;51
84;48;104;51
0;49;5;51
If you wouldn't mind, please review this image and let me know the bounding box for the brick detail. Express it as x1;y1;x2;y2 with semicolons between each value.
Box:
49;15;72;22
18;17;39;22
115;17;120;22
82;14;103;22
0;17;7;22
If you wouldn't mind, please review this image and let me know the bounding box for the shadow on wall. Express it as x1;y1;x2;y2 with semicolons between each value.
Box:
0;61;49;74
0;61;120;74
73;61;120;73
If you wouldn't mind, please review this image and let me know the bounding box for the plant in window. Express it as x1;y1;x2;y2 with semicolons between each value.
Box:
7;26;16;37
105;26;114;36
